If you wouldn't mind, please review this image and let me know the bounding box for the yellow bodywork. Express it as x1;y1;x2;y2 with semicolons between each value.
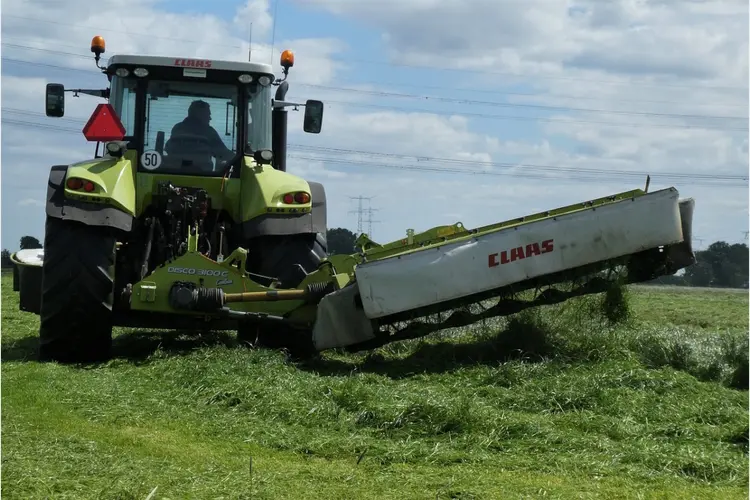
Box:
63;152;313;224
64;151;137;215
130;246;350;324
238;157;312;221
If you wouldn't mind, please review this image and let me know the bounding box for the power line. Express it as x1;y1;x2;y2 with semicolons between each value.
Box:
2;16;748;93
289;154;746;187
1;15;245;49
3;54;745;111
310;47;748;95
5;107;747;182
270;0;281;66
2;115;747;187
8;50;744;125
314;80;746;109
2;56;746;132
299;84;748;121
287;143;747;181
2;43;95;60
2;57;97;74
316;99;748;132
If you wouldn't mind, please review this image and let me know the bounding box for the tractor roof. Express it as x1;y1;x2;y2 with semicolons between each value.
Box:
107;54;274;75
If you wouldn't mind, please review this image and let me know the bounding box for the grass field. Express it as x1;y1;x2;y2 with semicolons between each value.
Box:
2;276;748;499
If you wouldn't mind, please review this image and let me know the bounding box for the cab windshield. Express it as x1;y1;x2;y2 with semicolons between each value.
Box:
144;80;239;175
109;75;274;176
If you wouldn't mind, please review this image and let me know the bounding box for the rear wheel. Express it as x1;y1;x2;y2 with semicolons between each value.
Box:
38;217;117;363
246;233;328;288
237;232;326;358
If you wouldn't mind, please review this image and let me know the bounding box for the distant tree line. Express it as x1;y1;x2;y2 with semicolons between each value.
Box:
3;231;747;289
649;241;749;289
1;236;42;269
326;227;358;255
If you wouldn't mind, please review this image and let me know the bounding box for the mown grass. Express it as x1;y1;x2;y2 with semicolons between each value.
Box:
1;277;748;499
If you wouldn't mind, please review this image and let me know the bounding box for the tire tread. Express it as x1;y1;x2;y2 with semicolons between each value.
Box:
38;217;116;363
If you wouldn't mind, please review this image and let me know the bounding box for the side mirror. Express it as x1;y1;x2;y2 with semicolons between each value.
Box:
45;83;65;117
303;100;323;134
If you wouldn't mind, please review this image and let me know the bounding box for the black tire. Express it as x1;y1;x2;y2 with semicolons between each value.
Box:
246;232;328;289
38;216;117;363
238;232;327;358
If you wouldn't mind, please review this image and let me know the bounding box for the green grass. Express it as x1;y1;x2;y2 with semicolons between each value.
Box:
2;277;748;499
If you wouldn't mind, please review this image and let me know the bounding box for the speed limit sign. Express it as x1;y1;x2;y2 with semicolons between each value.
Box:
140;150;162;170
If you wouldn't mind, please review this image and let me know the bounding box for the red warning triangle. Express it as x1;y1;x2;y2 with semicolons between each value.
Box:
82;103;126;142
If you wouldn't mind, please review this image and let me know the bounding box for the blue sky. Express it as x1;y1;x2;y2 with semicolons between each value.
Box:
2;0;748;251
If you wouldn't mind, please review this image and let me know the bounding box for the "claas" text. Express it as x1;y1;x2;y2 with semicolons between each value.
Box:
173;59;213;68
488;239;554;267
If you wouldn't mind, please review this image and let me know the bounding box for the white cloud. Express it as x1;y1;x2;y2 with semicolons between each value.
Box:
18;199;45;208
0;0;352;247
233;0;275;41
1;0;747;252
299;0;748;84
287;0;748;244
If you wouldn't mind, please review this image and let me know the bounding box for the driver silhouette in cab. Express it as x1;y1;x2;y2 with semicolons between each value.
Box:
165;100;234;170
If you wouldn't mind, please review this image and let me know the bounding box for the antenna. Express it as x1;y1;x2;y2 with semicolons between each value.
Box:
270;0;280;65
248;22;253;62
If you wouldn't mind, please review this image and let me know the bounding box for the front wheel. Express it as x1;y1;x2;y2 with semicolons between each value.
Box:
38;217;117;363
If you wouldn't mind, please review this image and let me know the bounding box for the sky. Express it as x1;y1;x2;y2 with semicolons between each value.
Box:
1;0;748;252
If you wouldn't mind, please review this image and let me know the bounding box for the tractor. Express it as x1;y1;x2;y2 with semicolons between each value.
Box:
11;36;697;364
24;35;336;362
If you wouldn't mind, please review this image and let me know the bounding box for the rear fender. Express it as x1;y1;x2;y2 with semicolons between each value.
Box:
46;158;135;232
239;161;327;239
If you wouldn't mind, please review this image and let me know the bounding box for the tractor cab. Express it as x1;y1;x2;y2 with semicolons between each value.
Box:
44;35;323;177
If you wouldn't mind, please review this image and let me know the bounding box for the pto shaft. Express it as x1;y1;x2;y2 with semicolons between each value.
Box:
224;289;309;303
168;280;337;312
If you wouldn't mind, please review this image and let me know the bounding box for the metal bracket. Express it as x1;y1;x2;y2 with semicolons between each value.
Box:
272;99;306;110
68;88;110;99
220;247;249;276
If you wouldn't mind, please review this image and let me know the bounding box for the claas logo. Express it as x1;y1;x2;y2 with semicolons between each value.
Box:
488;239;554;267
173;59;212;68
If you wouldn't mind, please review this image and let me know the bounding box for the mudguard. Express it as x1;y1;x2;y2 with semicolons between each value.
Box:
46;163;134;232
239;179;327;239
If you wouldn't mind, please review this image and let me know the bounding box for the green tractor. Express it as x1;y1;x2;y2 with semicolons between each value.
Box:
24;35;340;362
11;35;699;365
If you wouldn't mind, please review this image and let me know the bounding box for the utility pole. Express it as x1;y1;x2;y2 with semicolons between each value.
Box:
348;195;374;235
364;207;380;239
